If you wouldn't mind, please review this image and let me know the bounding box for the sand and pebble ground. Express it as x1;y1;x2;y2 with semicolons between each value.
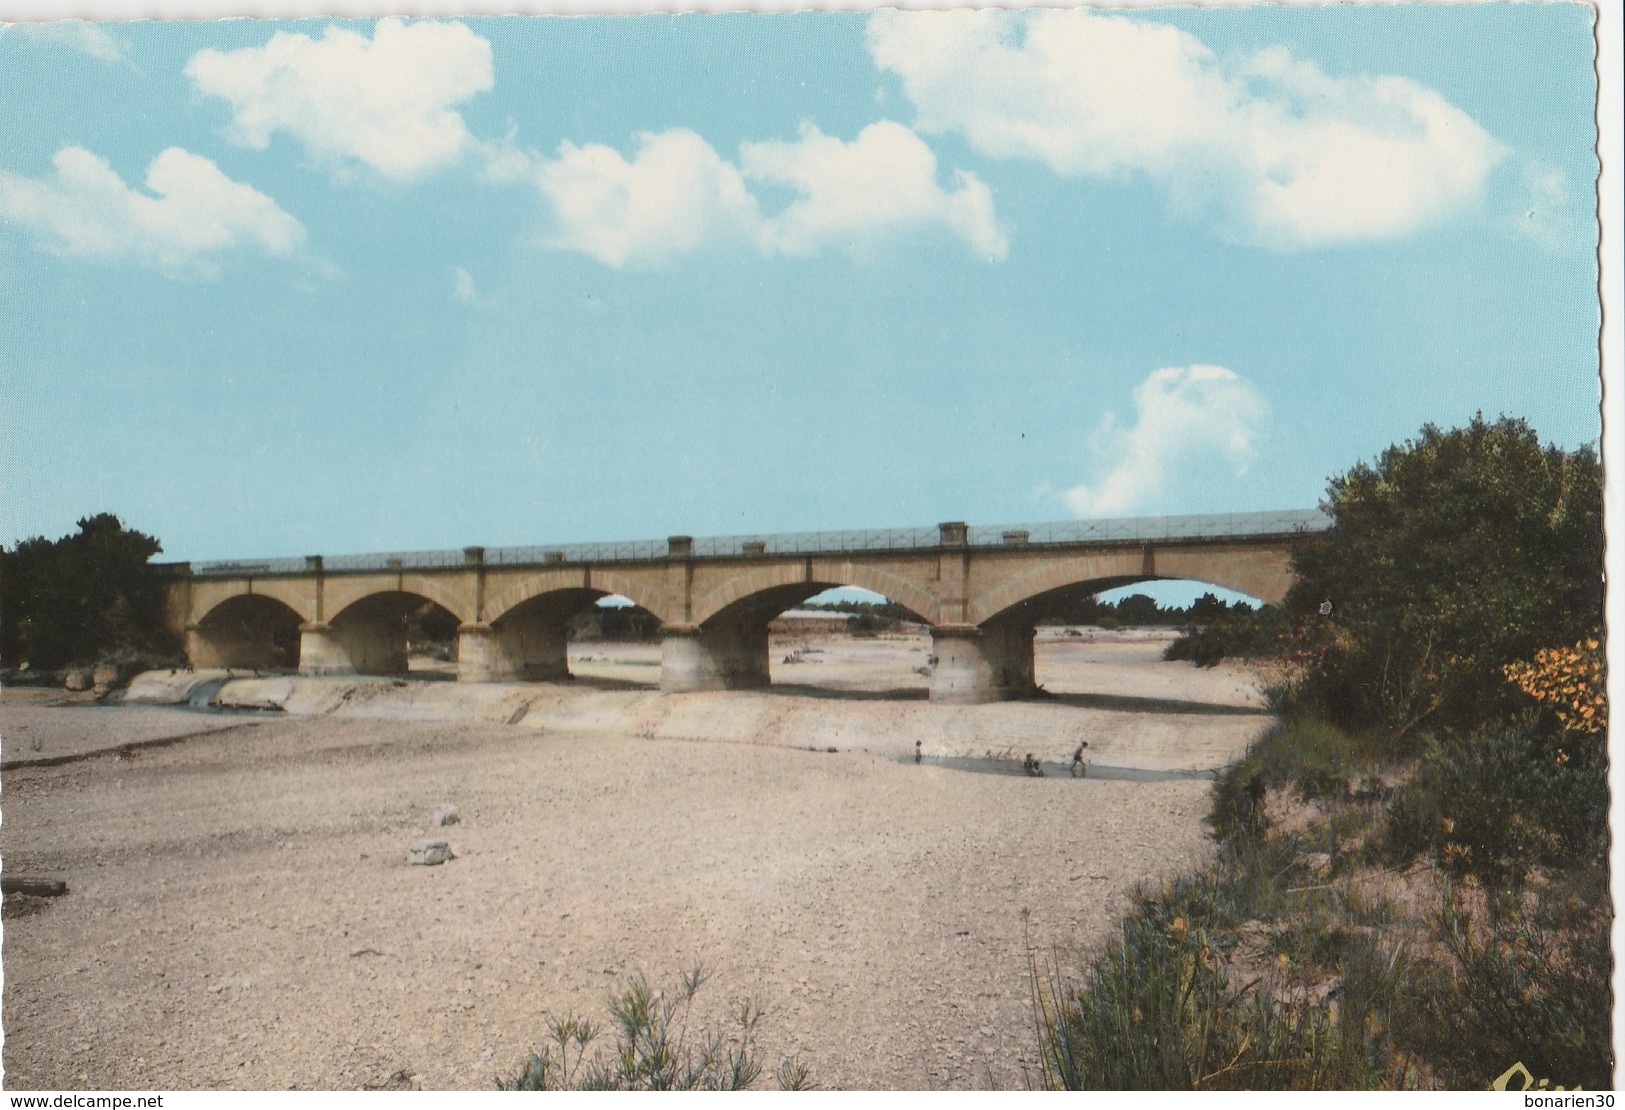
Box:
1;629;1271;1090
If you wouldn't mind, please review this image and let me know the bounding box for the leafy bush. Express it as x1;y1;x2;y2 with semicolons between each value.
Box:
498;966;809;1091
1382;725;1607;890
1163;633;1227;668
846;611;900;635
1283;415;1603;743
1164;595;1272;667
1;513;178;670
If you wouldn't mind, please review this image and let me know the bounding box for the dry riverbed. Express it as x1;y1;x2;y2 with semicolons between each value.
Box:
1;630;1271;1090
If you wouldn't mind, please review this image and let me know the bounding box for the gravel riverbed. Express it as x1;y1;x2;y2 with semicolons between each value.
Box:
1;631;1266;1090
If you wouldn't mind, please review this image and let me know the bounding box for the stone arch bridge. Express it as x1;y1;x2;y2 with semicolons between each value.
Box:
161;510;1326;704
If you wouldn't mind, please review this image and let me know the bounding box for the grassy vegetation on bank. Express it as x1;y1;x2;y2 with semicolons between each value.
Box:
1030;712;1610;1090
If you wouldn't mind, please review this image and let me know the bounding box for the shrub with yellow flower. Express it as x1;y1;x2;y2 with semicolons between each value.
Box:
1503;636;1607;736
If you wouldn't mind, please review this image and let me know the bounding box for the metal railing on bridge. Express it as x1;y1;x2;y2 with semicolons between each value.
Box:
178;508;1329;578
966;509;1329;547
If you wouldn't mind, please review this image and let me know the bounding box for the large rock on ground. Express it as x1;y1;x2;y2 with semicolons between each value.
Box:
407;839;455;866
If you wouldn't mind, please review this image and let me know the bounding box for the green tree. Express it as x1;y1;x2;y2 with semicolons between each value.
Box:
1113;593;1164;625
0;513;174;670
1284;415;1603;742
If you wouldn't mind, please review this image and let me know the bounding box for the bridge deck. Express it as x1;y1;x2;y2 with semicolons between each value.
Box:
165;508;1329;578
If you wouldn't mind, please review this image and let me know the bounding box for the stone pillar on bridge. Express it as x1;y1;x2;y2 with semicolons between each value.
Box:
297;620;409;675
298;622;354;675
457;621;569;683
927;623;1036;704
659;622;770;692
184;625;217;668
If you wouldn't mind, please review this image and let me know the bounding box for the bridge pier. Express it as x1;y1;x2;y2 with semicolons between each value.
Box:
659;622;770;692
927;624;1036;704
457;621;569;683
297;620;409;676
297;622;353;675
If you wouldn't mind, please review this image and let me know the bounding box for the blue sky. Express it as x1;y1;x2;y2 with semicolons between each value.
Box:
0;4;1604;609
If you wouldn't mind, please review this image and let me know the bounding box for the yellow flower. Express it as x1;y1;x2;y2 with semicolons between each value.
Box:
1505;637;1607;735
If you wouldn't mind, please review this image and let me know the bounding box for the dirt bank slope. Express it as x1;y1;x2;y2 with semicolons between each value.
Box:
119;672;1268;776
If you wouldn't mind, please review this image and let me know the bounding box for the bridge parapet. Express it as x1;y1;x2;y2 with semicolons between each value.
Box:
964;509;1327;547
169;509;1328;578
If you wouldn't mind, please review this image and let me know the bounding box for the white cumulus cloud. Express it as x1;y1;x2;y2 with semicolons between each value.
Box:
742;121;1006;260
1062;365;1269;517
452;265;477;301
532;122;1004;268
535;129;760;269
12;20;128;63
867;9;1505;250
185;18;493;182
0;145;306;278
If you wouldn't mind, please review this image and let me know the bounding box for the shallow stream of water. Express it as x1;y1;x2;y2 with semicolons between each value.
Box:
897;754;1218;782
96;687;283;717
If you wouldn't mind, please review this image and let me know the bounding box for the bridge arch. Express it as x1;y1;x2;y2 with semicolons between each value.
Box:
692;562;940;628
466;585;662;684
314;590;464;676
967;550;1288;628
662;563;939;694
483;568;678;626
189;578;318;627
1143;550;1294;607
944;555;1283;705
322;576;475;628
190;593;304;670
